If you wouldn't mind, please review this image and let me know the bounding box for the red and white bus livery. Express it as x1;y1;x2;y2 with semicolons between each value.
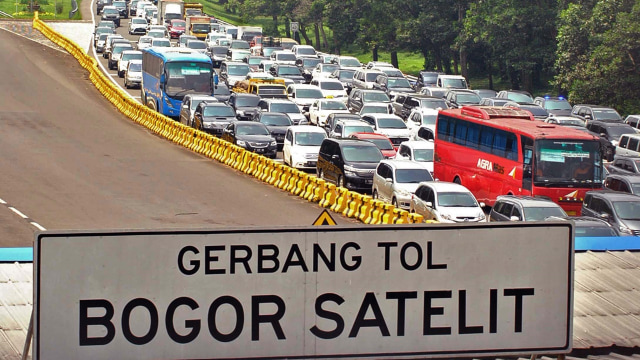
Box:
434;106;603;215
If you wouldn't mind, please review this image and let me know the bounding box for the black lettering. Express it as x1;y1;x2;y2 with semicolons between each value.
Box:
504;288;534;332
282;244;309;273
121;298;158;345
178;246;200;275
386;291;417;336
205;245;225;275
377;242;397;270
423;290;452;335
458;290;483;334
79;299;115;346
400;242;422;270
340;242;361;271
208;296;243;342
230;245;252;274
310;293;345;339
490;289;497;333
258;244;280;273
427;242;447;269
166;297;200;344
313;243;336;272
349;292;390;338
252;295;286;341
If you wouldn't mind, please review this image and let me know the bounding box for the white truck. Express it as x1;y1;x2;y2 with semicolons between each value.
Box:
237;26;263;42
436;74;468;89
157;0;184;27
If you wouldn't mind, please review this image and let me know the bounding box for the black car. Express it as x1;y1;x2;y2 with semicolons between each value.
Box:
316;138;384;192
572;104;623;123
496;90;534;103
604;174;640;195
228;93;261;121
295;57;322;82
252;112;293;150
582;190;640;236
100;6;120;27
503;102;549;120
547;216;621;237
347;89;391;114
96;0;112;15
586;120;636;161
193;102;237;136
444;89;482;108
607;156;640;176
324;113;361;135
372;74;415;98
329;69;356;94
392;94;448;120
414;71;442;91
213;83;231;103
269;64;305;84
533;96;572;117
113;0;128;18
207;46;228;68
222;122;278;158
473;89;497;99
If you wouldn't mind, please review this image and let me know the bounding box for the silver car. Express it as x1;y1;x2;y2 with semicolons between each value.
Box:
372;159;433;209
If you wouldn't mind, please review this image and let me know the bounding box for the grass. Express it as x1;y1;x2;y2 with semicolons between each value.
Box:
0;0;81;19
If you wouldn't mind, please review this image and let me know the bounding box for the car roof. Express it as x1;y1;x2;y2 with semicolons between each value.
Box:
128;59;142;64
607;174;640;183
262;98;295;104
352;132;390;140
121;50;142;54
289;125;326;133
362;113;403;120
586;190;640;201
336;119;369;126
259;112;289;117
327;138;377;146
380;159;429;170
419;181;470;192
495;195;561;207
589;121;631;127
399;140;434;149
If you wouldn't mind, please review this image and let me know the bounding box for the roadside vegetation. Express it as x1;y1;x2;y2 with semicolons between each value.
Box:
0;0;81;20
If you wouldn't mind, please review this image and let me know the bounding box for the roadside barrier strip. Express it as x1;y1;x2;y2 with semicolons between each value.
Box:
32;13;436;225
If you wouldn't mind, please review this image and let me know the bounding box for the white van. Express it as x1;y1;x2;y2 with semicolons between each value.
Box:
616;133;640;158
136;1;153;17
436;74;468;89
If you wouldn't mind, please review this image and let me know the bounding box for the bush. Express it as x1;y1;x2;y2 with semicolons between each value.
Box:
55;1;62;13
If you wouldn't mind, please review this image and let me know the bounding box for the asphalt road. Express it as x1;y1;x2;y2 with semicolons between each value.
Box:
0;29;355;247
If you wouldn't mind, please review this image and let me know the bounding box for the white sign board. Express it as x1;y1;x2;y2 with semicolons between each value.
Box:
34;223;573;360
290;21;299;32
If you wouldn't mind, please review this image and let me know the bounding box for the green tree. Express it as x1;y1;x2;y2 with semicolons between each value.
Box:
324;0;360;53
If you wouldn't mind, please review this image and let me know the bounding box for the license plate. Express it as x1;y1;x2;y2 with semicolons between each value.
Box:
255;148;264;153
365;179;373;184
566;210;576;216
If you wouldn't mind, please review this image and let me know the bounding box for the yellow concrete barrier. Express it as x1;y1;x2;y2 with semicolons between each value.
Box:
319;183;337;208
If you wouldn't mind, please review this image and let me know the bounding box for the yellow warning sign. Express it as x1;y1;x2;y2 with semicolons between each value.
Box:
312;209;337;226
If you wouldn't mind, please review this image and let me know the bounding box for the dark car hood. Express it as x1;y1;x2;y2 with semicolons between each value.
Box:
265;125;288;134
389;87;416;93
343;161;379;170
547;109;572;116
237;106;260;113
214;95;231;102
203;116;235;124
237;134;273;142
620;219;640;231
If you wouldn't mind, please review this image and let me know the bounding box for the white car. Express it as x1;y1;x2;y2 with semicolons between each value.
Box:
128;17;148;35
311;63;341;80
270;50;297;65
309;99;350;127
137;35;153;50
406;108;437;141
410;182;486;223
334;55;361;70
358;102;394;116
282;126;327;170
124;59;143;89
151;38;171;48
394;140;435;174
286;84;324;116
372;159;434;209
360;114;411;148
310;78;348;100
117;50;142;78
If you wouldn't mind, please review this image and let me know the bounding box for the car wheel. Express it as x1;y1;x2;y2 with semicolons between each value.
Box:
392;198;399;208
372;190;378;199
337;176;344;188
118;70;123;78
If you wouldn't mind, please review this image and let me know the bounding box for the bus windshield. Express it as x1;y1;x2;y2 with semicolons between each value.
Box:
534;139;602;186
164;61;212;98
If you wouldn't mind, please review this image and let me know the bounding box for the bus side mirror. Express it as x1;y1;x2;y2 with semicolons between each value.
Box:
160;74;166;83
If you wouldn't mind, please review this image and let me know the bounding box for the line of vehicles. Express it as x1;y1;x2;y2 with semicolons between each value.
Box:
91;4;640;235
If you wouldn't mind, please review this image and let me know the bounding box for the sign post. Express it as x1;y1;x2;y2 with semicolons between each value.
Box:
34;223;573;360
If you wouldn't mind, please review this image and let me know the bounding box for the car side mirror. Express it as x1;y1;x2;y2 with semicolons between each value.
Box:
182;104;188;108
479;202;486;208
385;178;392;183
510;216;519;221
600;213;610;219
331;154;340;161
425;201;433;208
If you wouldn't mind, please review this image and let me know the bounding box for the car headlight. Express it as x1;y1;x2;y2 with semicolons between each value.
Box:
270;140;277;146
236;140;246;147
619;225;633;235
304;153;317;159
478;212;486;221
344;164;358;177
441;213;455;221
397;189;411;197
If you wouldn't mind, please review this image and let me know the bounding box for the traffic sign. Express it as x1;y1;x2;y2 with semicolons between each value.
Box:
290;22;299;33
34;223;573;359
312;209;337;226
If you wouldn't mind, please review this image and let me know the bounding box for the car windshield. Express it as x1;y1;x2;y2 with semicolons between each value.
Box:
297;47;316;55
545;100;572;111
147;31;164;38
594;109;622;121
521;106;548;117
366;138;394;150
261;114;292;126
112;45;132;55
278;66;301;75
236;97;259;107
320;101;347;110
387;78;412;88
295;132;326;146
338;70;355;80
613;201;640;220
321;64;339;73
442;78;467;89
342;145;383;162
277;53;297;61
424;88;446;98
506;92;534;103
227;64;250;76
139;37;152;44
192;24;210;33
188;41;207;49
365;73;381;82
302;59;322;68
421;74;438;84
271;103;300;113
363;92;390;102
421;99;447;110
413;149;434;161
437;192;478;207
523;206;567;221
558;118;585;126
164;61;213;99
607;126;636;139
457;93;481;104
215;85;230;95
237;124;270;136
396;169;433;183
232;41;250;49
153;40;170;47
103;8;118;15
129;63;142;72
172;20;185;27
362;105;389;114
121;53;142;61
420;114;437;126
534;140;603;186
340;58;360;67
320;82;344;91
378;117;407;129
211;47;228;55
248;57;264;65
575;225;618;237
297;89;323;98
381;68;404;77
203;106;235;117
181;36;196;44
132;18;146;24
344;125;374;137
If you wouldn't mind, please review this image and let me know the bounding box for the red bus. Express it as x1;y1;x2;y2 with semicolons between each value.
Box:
434;106;604;215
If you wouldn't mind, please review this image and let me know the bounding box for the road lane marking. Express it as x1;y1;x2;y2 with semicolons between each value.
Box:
0;198;5;204
2;199;48;231
30;222;47;231
9;207;28;219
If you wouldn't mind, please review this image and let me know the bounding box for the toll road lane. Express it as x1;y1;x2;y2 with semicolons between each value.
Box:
0;30;355;247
